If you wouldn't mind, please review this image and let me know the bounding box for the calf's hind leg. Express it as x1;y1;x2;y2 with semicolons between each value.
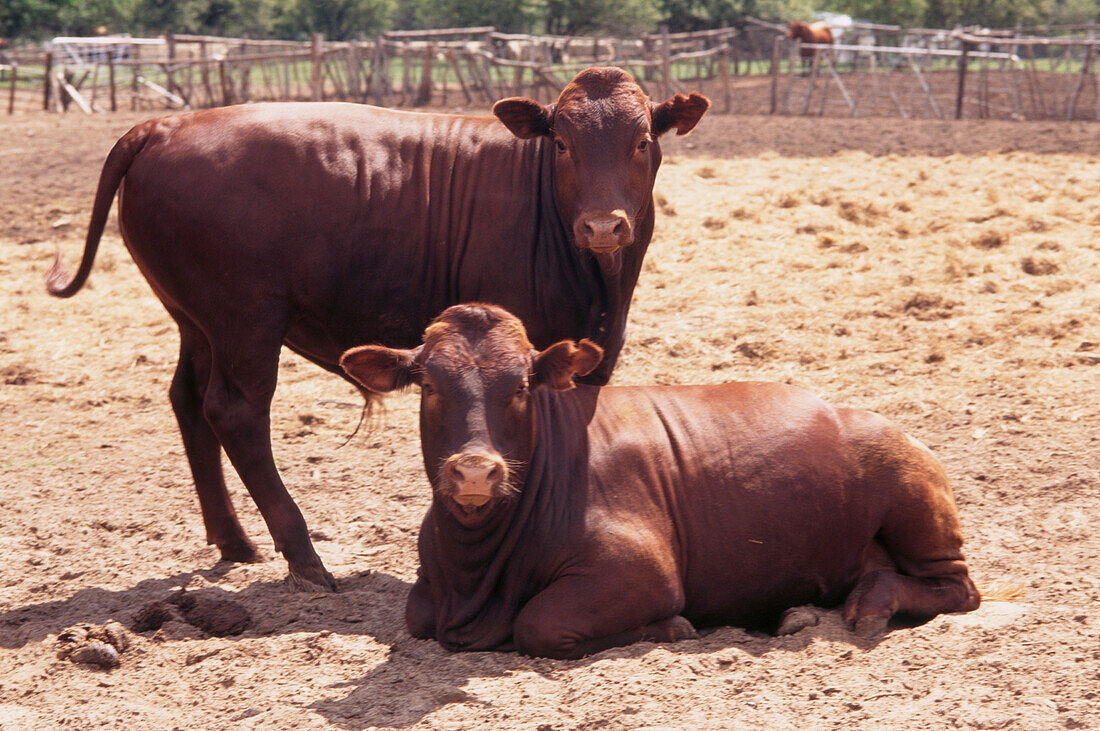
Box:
201;329;336;592
843;439;980;636
168;317;260;564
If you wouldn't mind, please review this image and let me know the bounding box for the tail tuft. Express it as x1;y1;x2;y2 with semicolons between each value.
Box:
45;246;77;297
978;580;1024;602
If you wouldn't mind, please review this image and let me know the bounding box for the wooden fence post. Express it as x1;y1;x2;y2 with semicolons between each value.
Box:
200;41;214;106
642;36;654;82
400;44;412;104
343;43;354;102
769;36;782;114
416;43;434;105
8;62;16;114
311;32;323;100
132;60;140;110
108;57;117;111
218;58;231;105
955;40;969;119
801;49;822;115
660;25;672;100
719;35;731;112
1065;43;1094;120
446;48;473;104
166;32;178;99
43;51;53;111
731;27;741;76
1095;42;1100;121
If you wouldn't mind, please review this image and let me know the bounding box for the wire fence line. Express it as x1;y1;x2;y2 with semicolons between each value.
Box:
1;23;1097;120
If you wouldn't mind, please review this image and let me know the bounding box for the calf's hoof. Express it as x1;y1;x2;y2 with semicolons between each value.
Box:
776;605;822;635
287;561;338;593
851;614;889;639
217;538;263;564
645;615;698;643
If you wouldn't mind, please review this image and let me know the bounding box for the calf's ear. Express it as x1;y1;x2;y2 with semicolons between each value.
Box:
532;339;603;391
650;92;710;137
493;97;554;139
340;345;420;394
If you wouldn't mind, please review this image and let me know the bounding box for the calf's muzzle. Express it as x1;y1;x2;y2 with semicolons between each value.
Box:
443;452;508;507
576;210;633;253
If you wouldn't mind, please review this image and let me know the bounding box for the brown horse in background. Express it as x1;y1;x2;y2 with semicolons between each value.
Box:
787;20;834;71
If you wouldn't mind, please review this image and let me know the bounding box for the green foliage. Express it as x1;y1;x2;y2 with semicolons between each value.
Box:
660;0;739;31
1049;0;1100;23
825;0;928;26
197;0;279;36
2;0;1097;43
0;0;117;38
749;0;821;23
546;0;661;34
273;0;394;39
413;0;542;32
829;0;1098;26
129;0;202;32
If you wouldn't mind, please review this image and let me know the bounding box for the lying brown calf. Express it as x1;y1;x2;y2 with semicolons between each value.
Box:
341;304;981;659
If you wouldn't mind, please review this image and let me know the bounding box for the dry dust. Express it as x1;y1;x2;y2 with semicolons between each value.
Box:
1;109;1098;730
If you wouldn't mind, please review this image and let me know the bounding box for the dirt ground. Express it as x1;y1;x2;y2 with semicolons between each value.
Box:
1;107;1098;730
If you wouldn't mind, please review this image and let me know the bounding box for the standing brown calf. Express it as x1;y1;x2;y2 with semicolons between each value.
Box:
46;68;708;591
341;304;981;659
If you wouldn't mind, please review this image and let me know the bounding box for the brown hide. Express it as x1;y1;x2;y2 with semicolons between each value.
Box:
46;69;709;591
342;304;981;658
787;20;834;58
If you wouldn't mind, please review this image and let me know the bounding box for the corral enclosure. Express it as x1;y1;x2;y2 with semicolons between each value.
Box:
1;106;1099;730
3;22;1099;120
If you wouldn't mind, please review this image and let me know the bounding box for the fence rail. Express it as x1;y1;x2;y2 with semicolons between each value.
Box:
1;23;1096;120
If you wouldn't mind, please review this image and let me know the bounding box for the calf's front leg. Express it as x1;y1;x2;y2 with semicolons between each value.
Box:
406;576;435;639
512;575;694;660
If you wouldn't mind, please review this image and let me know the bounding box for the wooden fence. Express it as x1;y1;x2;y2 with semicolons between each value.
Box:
1;23;1097;120
0;27;737;115
769;28;1100;120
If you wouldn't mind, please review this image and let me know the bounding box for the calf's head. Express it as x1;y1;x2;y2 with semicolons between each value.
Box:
492;67;709;268
341;305;602;522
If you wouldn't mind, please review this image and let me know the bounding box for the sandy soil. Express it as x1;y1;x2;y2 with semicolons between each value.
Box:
1;108;1098;730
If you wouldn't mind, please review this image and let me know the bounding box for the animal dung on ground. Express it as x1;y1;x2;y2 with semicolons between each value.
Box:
181;597;252;637
132;589;252;637
67;641;119;667
131;600;183;633
1020;256;1059;275
970;229;1008;249
55;620;130;668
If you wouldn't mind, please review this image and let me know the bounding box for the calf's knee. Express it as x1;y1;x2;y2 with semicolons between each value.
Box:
513;615;581;659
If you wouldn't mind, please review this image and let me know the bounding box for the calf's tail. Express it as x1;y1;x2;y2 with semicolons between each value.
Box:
978;580;1025;602
45;123;150;298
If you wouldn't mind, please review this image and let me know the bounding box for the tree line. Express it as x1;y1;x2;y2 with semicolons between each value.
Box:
2;0;1096;41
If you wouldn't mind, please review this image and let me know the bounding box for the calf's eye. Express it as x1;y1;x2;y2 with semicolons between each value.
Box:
637;139;649;152
555;140;567;153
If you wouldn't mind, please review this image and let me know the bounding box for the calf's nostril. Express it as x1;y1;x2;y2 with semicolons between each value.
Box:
455;464;482;484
